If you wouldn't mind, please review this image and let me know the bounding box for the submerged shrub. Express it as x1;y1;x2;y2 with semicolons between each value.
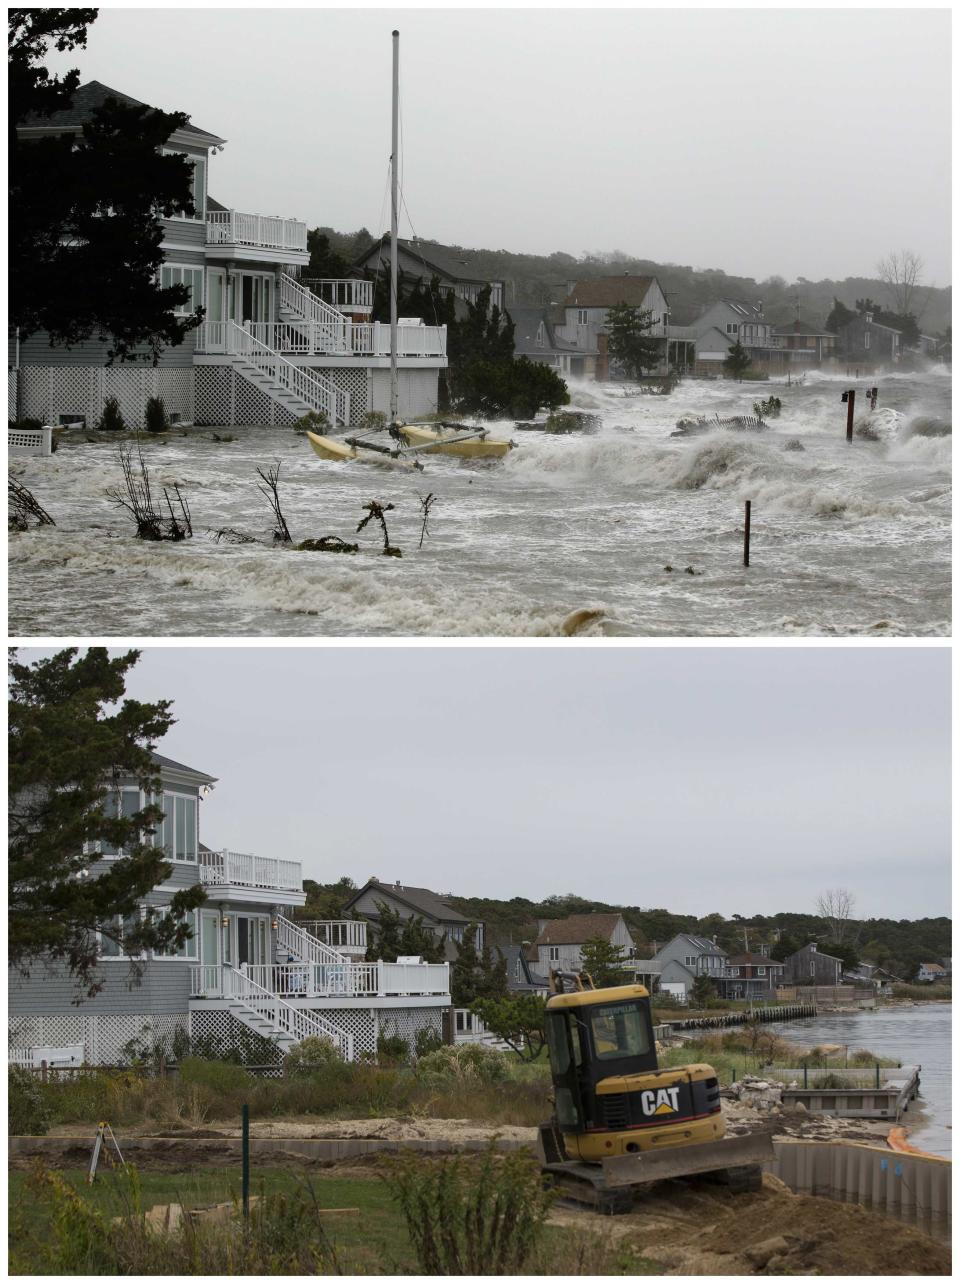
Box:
292;409;330;435
97;395;126;432
144;396;169;434
414;1025;443;1060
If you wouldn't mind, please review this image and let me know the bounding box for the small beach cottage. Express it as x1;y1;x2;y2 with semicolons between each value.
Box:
11;82;447;430
8;752;450;1067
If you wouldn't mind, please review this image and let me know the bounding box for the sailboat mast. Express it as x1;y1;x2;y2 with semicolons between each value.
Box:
389;29;399;423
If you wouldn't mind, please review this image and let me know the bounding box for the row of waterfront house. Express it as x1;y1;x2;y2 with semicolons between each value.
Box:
11;80;945;436
12;743;922;1069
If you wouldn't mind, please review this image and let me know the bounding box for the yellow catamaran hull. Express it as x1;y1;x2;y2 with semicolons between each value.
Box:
305;431;416;467
397;424;512;458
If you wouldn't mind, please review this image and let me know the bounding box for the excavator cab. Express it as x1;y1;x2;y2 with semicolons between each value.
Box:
540;971;773;1211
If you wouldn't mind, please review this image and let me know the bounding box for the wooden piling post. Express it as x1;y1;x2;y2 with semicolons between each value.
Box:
843;388;856;443
743;500;751;566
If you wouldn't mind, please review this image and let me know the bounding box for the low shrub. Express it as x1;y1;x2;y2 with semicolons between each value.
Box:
376;1030;410;1067
358;410;387;432
96;395;126;432
144;396;169;434
283;1035;343;1075
178;1056;253;1096
9;1066;51;1135
414;1043;508;1087
387;1143;553;1275
414;1025;443;1060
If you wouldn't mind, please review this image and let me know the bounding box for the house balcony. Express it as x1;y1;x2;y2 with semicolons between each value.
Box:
198;848;306;906
194;320;447;362
295;919;368;957
189;959;449;1002
206;210;309;265
302;278;374;316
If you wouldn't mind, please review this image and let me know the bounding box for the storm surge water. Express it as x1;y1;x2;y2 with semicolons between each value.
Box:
8;370;950;636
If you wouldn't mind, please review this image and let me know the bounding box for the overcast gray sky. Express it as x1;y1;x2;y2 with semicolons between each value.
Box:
16;647;950;920
43;6;951;285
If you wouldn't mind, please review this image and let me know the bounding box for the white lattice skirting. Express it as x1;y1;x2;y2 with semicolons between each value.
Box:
189;1006;443;1065
8;1014;188;1066
195;365;370;428
13;367;195;431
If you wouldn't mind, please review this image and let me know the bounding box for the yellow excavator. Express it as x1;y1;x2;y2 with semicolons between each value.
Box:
538;971;775;1213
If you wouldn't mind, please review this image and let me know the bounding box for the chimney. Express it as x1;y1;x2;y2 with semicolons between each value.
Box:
757;299;764;319
793;319;801;333
395;880;402;889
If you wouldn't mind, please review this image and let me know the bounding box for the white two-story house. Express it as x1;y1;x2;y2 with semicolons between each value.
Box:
553;275;671;379
9;752;450;1067
11;81;447;430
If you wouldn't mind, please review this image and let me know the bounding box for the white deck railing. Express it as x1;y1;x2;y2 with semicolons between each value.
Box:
190;960;449;1001
276;914;346;967
278;274;350;350
207;210;307;253
302;278;374;313
296;919;368;954
198;848;302;893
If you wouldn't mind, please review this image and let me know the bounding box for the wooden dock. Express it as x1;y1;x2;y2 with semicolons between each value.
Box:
771;1065;921;1119
660;1001;817;1033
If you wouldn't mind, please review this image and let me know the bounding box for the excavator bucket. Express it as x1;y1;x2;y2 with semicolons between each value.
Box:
602;1130;776;1188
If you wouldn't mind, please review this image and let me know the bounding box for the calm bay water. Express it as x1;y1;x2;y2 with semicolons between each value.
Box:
775;1003;951;1157
8;368;950;637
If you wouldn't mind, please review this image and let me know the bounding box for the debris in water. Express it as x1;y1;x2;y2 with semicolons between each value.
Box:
107;441;192;541
783;439;805;452
561;608;604;636
9;478;55;530
296;536;359;554
417;492;438;548
256;462;293;543
357;500;400;557
212;527;257;545
672;413;767;437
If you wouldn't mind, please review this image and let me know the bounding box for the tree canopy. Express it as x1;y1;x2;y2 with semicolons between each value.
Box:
450;923;508;1007
10;9;202;362
723;339;751;379
8;648;206;996
580;935;628;988
364;902;447;964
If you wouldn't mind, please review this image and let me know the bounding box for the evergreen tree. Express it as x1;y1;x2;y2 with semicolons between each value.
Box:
470;994;546;1061
9;648;206;996
10;10;204;362
690;974;716;1008
825;297;856;333
580;935;628;988
451;925;509;1006
605;303;661;379
305;230;350;281
723;340;752;380
365;902;446;963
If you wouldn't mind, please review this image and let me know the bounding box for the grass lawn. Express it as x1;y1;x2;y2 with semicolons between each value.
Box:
8;1163;660;1275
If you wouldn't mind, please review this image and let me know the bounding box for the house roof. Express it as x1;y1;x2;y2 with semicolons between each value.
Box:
716;298;765;319
772;320;837;337
151;751;217;784
920;962;946;971
534;913;623;946
500;943;549;989
509;304;579;355
359;235;501;287
561;276;656;309
345;879;471;925
19;80;226;145
678;934;726;954
727;952;783;966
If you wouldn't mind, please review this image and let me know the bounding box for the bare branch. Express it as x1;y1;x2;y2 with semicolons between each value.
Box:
255;461;292;544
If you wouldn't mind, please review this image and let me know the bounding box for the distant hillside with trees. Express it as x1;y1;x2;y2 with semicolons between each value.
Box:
310;226;952;337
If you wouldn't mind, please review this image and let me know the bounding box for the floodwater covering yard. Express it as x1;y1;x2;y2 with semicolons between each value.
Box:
9;368;950;637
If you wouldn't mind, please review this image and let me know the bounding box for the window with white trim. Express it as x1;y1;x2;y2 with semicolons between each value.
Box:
156;792;198;862
160;265;204;316
537;322;545;347
151;907;199;959
577;309;588;325
97;908;145;959
864;331;871;350
161;149;206;220
98;786;142;856
548;945;560;962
